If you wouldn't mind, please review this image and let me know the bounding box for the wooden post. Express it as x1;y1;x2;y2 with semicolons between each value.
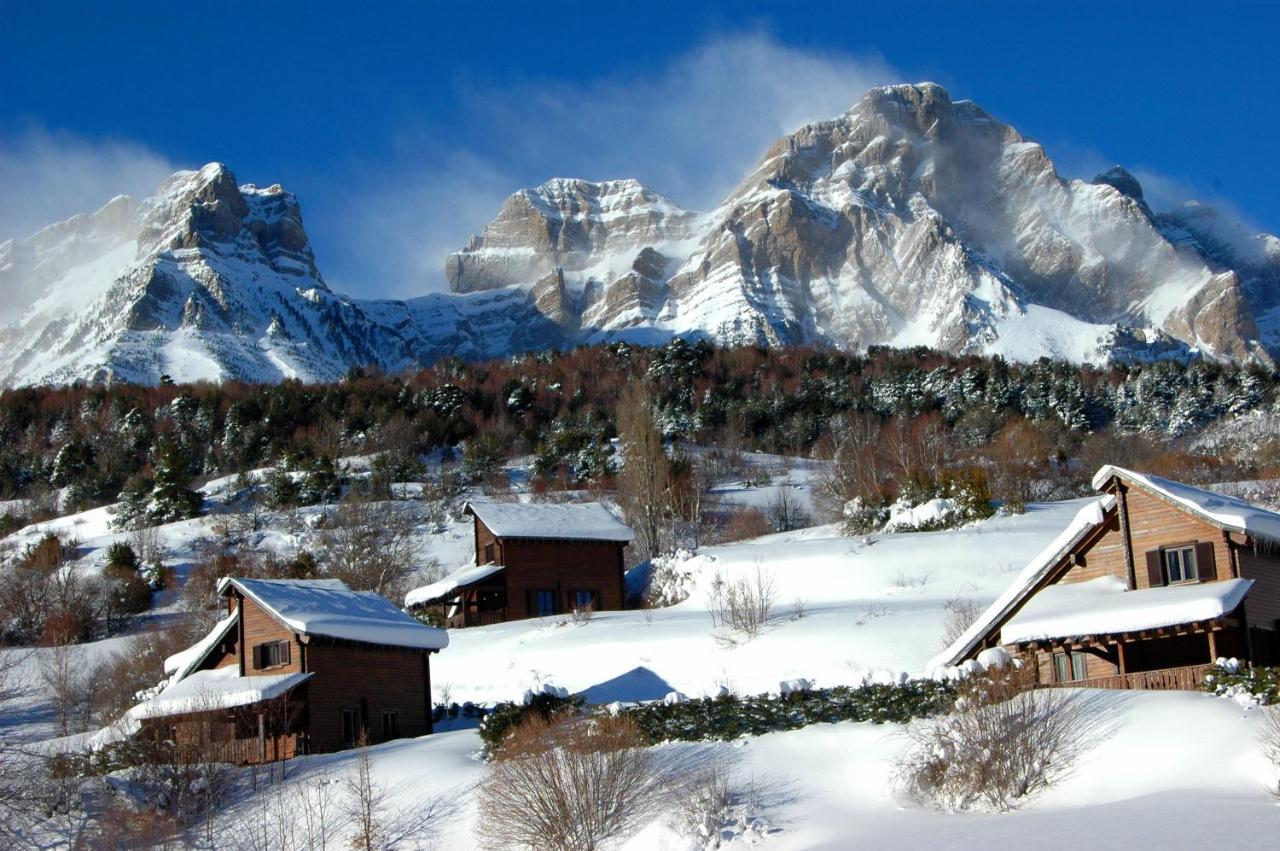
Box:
258;712;266;763
1117;641;1127;676
1115;482;1138;590
1207;629;1218;663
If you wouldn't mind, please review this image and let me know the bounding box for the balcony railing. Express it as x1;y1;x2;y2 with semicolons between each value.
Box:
1049;663;1213;692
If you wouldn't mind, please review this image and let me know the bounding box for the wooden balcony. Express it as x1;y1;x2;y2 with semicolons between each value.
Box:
1047;663;1213;692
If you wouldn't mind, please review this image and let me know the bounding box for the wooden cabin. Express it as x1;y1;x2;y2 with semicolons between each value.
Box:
933;465;1280;690
405;500;633;627
126;577;448;764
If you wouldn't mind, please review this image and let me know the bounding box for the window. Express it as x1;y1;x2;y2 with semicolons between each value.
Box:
254;640;290;669
483;543;496;564
381;710;400;741
572;589;598;611
1163;545;1198;584
532;589;556;617
341;708;361;747
1052;651;1088;683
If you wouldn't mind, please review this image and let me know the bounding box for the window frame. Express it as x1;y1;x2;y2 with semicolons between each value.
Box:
340;707;361;747
571;589;599;612
255;639;291;670
1052;650;1088;683
532;588;556;617
380;709;400;741
1162;544;1199;585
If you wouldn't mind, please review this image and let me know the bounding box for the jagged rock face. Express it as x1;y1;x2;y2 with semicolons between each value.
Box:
447;177;696;293
3;82;1280;387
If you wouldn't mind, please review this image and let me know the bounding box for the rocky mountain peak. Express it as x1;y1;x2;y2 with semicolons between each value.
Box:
1093;166;1146;203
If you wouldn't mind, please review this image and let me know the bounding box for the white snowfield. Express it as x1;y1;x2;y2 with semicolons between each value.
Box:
463;499;635;541
1001;575;1254;645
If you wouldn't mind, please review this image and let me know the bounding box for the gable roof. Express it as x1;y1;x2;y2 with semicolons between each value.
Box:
217;577;448;651
465;499;634;542
1093;465;1280;544
163;610;239;683
927;495;1115;671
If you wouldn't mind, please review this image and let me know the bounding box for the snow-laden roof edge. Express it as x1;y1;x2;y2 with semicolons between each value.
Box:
927;495;1116;671
405;562;506;608
1093;465;1280;543
217;576;448;651
129;668;314;721
1001;575;1254;645
465;499;634;542
163;610;238;681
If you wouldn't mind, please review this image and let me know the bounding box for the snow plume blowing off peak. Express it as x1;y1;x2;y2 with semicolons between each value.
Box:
5;76;1280;386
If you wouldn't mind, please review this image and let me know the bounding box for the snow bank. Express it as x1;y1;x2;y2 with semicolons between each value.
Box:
1001;575;1253;644
466;499;634;541
218;577;448;650
405;562;505;608
1093;465;1280;542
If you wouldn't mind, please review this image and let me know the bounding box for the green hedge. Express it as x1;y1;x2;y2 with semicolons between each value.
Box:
474;679;957;755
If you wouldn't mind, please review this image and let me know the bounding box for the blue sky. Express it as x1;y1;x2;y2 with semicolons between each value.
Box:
2;1;1277;296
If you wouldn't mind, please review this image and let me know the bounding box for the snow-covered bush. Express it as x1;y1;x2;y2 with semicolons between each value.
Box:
1203;660;1280;705
642;550;698;608
475;712;669;851
896;666;1104;811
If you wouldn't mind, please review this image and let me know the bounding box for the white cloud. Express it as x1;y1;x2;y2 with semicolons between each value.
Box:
0;125;174;243
319;31;902;297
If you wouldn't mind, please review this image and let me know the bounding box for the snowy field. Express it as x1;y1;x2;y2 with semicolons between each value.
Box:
3;457;1280;847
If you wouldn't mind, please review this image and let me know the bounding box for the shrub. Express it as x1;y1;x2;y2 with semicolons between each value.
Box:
104;542;138;572
940;597;984;648
709;563;777;638
475;712;668;851
718;505;771;543
478;691;584;754
896;666;1104;811
1203;660;1280;704
1260;707;1280;796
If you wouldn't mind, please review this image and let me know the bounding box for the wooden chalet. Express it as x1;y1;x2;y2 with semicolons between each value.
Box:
122;577;448;764
405;500;633;628
932;465;1280;690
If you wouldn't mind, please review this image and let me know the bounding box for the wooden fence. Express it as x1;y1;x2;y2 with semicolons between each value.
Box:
1051;663;1213;692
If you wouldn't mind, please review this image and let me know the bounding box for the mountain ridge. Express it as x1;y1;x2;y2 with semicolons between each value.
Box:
3;82;1278;386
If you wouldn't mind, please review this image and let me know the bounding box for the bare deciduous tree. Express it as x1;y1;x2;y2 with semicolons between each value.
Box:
616;384;671;562
320;498;429;602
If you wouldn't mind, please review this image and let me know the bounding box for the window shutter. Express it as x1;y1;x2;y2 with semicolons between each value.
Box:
1145;550;1163;587
282;641;291;666
252;645;262;670
1194;541;1217;582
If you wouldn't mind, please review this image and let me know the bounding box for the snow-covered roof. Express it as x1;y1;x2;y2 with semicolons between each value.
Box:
129;667;313;720
928;496;1116;670
1093;465;1280;543
163;610;238;681
466;500;634;542
404;562;506;608
217;577;448;651
1001;575;1253;645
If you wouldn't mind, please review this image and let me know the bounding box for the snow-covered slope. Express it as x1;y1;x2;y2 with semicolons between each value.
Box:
4;83;1280;386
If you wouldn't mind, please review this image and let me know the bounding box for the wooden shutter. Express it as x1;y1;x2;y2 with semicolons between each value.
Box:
1145;550;1163;587
1194;541;1217;582
252;644;263;670
281;641;291;666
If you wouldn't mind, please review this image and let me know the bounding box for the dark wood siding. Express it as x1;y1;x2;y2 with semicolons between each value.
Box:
238;596;303;676
304;643;432;753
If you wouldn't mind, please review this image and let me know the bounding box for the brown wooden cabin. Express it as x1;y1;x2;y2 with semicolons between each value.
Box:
405;500;634;628
130;577;448;765
936;465;1280;690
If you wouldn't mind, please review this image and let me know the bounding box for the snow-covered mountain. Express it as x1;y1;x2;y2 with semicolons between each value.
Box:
3;83;1279;386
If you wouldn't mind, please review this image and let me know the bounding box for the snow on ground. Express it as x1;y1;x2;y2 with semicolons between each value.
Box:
431;500;1089;705
199;688;1277;850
